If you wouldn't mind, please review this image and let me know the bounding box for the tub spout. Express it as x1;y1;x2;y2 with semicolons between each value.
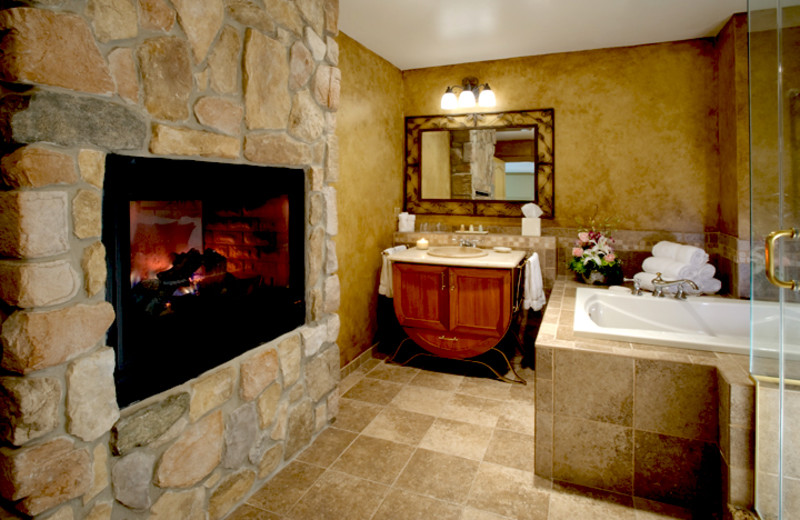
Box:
651;273;699;299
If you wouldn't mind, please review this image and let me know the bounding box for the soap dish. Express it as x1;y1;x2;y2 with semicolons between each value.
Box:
493;246;511;253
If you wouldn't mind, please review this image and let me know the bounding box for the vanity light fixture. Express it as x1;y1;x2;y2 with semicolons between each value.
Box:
440;77;496;110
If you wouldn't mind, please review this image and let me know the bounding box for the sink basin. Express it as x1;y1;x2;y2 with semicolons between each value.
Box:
427;246;489;258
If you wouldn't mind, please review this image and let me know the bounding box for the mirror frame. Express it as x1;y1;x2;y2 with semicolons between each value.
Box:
404;109;554;218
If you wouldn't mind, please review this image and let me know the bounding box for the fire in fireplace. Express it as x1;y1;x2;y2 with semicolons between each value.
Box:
103;155;306;406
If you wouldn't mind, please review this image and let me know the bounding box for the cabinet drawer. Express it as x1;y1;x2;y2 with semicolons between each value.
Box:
405;327;501;359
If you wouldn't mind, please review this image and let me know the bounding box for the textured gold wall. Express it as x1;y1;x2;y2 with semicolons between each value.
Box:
717;14;750;238
403;40;720;232
335;33;405;366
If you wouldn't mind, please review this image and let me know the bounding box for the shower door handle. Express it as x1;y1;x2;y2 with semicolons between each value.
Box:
765;228;799;290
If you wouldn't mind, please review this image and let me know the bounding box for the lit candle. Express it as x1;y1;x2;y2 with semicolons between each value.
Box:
416;238;429;250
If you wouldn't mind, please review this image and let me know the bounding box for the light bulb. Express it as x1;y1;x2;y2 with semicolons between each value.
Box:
478;85;496;107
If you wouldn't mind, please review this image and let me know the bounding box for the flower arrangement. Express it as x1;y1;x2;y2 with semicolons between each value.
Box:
567;219;623;285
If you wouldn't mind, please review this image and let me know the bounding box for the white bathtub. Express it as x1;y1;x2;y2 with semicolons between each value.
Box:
573;287;799;356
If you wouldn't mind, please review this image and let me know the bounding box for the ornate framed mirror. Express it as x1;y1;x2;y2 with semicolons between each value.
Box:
404;109;554;218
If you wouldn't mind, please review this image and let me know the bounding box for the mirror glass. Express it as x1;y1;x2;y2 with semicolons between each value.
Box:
405;109;554;218
421;127;537;201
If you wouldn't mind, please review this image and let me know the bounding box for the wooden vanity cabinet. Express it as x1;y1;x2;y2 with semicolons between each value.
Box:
392;262;513;359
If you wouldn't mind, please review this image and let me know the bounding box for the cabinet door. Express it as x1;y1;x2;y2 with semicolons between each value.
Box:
449;267;512;337
392;263;449;331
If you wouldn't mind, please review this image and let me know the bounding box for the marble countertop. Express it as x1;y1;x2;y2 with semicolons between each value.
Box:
387;246;527;269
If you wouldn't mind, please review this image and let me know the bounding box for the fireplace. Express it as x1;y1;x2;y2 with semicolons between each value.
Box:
103;155;306;406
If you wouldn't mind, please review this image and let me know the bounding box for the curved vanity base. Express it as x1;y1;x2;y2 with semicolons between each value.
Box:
388;336;527;385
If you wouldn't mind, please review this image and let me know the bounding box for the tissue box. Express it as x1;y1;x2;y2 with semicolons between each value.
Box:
521;217;540;236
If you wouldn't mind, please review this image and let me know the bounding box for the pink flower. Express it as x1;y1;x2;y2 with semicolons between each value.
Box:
578;232;590;242
572;247;584;257
606;254;616;262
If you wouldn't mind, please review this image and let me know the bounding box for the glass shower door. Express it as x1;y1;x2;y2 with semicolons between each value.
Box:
749;0;800;518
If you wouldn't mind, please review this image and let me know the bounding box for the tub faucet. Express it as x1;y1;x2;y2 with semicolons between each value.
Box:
651;273;699;300
623;278;642;296
458;238;478;247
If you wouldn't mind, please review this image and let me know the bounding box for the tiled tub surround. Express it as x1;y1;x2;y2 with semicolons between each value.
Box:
393;232;557;290
0;1;341;519
535;279;756;517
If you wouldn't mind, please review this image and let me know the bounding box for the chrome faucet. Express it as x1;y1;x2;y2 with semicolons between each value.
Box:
651;273;699;300
623;277;642;296
458;238;478;247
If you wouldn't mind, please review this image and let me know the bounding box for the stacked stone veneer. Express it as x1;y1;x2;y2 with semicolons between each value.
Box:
0;1;340;518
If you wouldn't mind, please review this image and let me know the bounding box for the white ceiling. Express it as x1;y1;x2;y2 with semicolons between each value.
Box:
339;0;748;70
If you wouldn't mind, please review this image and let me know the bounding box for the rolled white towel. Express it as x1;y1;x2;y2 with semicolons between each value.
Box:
652;240;709;266
633;271;658;292
699;278;722;295
642;256;699;280
697;263;716;280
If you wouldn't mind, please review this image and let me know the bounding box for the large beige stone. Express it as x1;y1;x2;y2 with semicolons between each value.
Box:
244;133;313;166
149;488;205;520
138;37;193;121
111;393;190;456
0;376;60;446
256;382;282;429
0;437;91;516
306;346;339;401
208;25;240;95
190;367;235;422
0;191;69;259
270;401;288;441
325;36;339;65
72;189;102;239
111;451;154;509
312;65;341;110
0;259;80;308
0;302;115;374
289;41;314;91
324;274;340;313
87;0;138;42
304;27;326;61
78;149;105;189
225;0;275;33
194;97;243;136
324;0;338;35
277;334;301;386
324;185;338;235
108;47;139;103
150;124;240;159
208;470;256;520
325;237;338;274
82;241;107;297
244;29;291;130
300;323;326;359
83;443;109;506
288;89;325;143
297;0;324;35
285;400;313;458
173;0;224;63
240;348;279;401
326;133;339;182
155;410;223;488
45;506;74;520
308;192;323;227
306;226;323;288
264;0;304;34
139;0;176;31
0;8;114;95
257;443;283;478
65;347;120;442
0;146;77;188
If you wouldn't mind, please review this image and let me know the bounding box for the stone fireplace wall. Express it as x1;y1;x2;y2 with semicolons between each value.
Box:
0;1;340;518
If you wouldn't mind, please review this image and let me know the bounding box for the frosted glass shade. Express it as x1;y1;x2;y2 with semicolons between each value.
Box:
478;87;496;107
441;90;458;109
458;89;476;108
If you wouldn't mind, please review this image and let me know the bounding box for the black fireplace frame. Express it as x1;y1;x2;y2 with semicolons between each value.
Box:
103;155;306;406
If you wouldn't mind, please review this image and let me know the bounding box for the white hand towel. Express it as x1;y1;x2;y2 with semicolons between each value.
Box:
523;253;546;311
633;271;659;292
642;256;699;279
699;278;722;294
652;240;709;266
378;245;407;297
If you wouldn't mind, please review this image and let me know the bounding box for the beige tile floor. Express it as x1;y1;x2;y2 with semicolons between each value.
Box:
229;354;694;520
